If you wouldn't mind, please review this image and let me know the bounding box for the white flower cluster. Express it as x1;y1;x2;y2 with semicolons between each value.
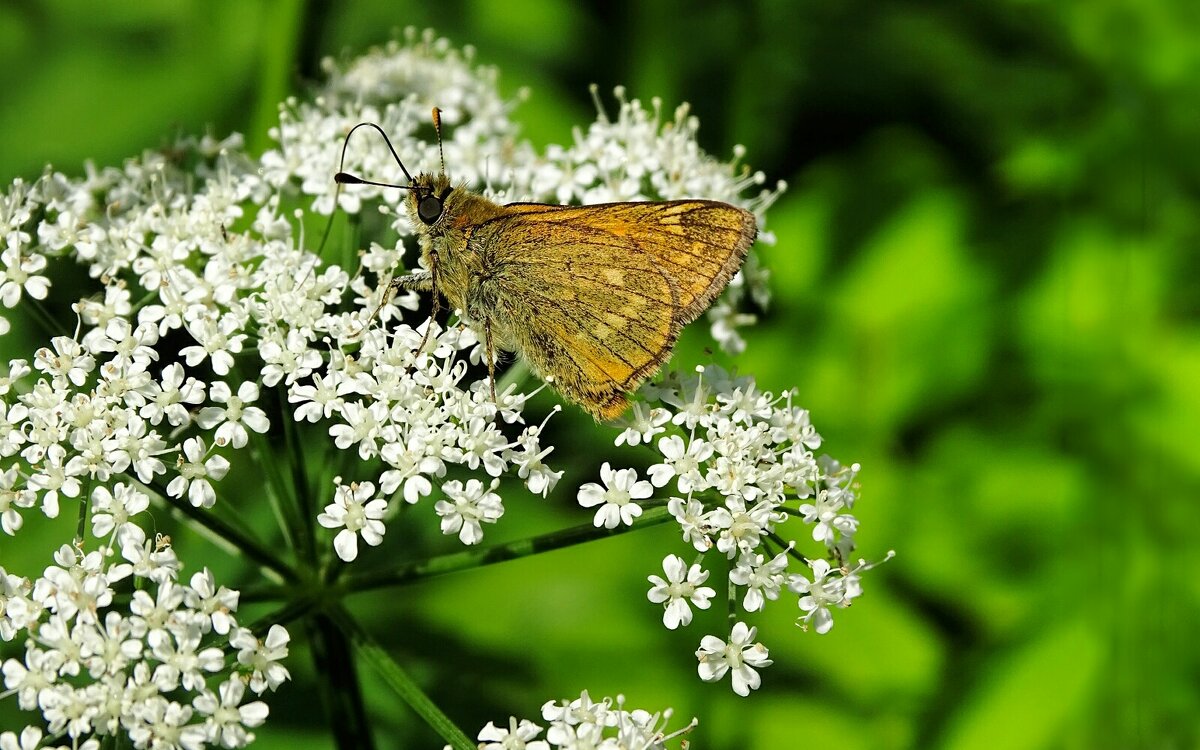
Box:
475;691;695;750
576;365;888;695
0;29;574;566
0;27;821;740
0;539;289;748
277;27;778;354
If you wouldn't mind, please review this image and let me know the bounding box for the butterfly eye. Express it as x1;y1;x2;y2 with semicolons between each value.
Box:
418;194;443;225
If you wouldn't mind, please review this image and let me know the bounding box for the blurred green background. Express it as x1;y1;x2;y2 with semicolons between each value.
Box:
1;1;1196;748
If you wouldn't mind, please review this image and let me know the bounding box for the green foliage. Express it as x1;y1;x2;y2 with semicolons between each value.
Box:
1;1;1194;748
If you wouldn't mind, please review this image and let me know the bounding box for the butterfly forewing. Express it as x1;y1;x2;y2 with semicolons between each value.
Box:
497;200;757;325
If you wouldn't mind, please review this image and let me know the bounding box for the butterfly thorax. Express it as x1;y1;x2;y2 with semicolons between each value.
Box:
406;173;507;314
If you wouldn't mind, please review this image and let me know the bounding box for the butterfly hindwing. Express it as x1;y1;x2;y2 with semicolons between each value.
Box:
468;210;685;418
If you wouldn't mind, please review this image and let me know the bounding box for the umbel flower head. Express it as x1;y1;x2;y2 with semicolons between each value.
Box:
0;26;881;747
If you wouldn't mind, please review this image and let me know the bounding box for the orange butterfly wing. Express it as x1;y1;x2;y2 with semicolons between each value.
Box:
468;201;756;419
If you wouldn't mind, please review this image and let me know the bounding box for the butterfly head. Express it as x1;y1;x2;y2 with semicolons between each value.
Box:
407;172;456;230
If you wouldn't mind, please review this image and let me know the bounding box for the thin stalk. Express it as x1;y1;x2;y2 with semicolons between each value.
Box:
308;612;376;750
340;506;673;594
146;479;297;583
244;506;677;603
251;442;300;553
767;530;809;566
26;298;63;336
74;481;92;543
280;389;315;559
329;605;474;750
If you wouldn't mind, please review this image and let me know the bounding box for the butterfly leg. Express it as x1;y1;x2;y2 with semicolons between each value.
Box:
352;270;435;339
412;253;441;357
485;316;497;404
389;270;433;293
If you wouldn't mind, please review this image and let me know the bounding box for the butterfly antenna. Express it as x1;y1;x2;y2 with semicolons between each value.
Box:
337;121;415;184
334;121;425;340
432;107;446;176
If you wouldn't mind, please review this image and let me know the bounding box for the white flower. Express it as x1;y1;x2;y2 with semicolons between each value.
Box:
90;482;150;542
259;328;321;387
0;727;46;750
33;336;94;387
184;568;240;636
728;549;790;612
180;314;247;376
196;381;270;449
1;541;288;743
141;362;206;426
524;691;695;750
146;625;225;691
540;689;617;728
508;421;563;498
27;445;81;520
318;481;388;562
435;478;503;545
798;488;858;547
647;433;713;492
0;465;36;535
647;555;715;629
478;717;551;750
577;462;652;529
192;677;270;747
708;496;772;558
287;371;345;422
0;568;32;640
613;403;670;447
788;558;845;634
667;495;714;552
696;621;772;696
166;437;230;508
232;623;291;694
120;527;181;584
0;247;50;307
125;698;194;748
328;400;389;460
78;610;141;678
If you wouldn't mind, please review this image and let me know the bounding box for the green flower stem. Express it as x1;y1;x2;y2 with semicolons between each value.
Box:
727;572;738;628
339;506;673;595
251;443;301;554
329;605;475;750
240;506;677;603
75;480;92;543
26;297;64;336
767;530;810;566
248;593;322;633
147;480;297;584
130;287;160;312
280;388;316;559
308;611;377;750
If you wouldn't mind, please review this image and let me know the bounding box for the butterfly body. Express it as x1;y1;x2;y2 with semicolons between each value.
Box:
388;169;757;420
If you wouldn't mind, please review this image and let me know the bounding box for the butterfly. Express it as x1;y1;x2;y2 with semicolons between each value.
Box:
335;111;756;420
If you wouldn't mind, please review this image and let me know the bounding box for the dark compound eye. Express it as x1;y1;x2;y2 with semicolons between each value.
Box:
417;194;443;224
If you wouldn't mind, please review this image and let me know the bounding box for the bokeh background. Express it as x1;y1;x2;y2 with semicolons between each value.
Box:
1;1;1196;748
